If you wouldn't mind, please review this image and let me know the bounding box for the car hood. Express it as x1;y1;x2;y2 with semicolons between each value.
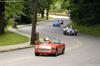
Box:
64;28;74;32
36;43;61;49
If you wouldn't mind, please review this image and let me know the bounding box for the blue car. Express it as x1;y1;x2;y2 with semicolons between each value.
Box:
53;21;60;27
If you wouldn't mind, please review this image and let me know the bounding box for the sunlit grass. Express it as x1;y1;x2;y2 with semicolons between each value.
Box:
0;32;29;46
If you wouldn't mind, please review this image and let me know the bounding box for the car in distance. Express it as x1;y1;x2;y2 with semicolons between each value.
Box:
35;37;65;56
63;26;78;36
53;21;60;27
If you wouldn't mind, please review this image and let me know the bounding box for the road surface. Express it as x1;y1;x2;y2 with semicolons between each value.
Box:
0;15;100;66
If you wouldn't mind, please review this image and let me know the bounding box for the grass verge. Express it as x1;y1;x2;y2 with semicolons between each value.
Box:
0;32;29;46
71;23;100;36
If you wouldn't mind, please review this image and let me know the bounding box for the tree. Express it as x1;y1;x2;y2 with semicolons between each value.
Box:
5;0;24;25
51;0;66;14
39;0;53;18
45;0;53;20
30;0;38;45
20;0;33;24
39;0;46;18
0;0;5;34
65;0;100;26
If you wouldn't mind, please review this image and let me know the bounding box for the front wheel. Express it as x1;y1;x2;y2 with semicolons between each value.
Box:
74;32;77;36
35;53;39;56
54;49;58;56
63;31;66;35
62;47;65;54
53;24;55;27
58;25;60;27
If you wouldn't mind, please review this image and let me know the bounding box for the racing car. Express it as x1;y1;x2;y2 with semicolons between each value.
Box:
63;25;78;36
35;37;65;56
53;21;60;27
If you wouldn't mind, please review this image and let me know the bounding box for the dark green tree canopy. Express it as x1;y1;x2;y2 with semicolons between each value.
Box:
62;0;100;26
0;0;5;33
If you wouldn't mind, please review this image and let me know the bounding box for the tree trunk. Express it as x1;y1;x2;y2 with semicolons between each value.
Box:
46;1;50;20
41;10;44;18
30;0;38;45
0;14;5;33
46;8;49;20
0;1;5;34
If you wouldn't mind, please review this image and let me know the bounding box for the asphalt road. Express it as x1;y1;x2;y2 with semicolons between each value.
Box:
0;15;100;66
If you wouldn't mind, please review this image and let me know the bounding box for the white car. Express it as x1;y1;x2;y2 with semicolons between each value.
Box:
63;26;78;36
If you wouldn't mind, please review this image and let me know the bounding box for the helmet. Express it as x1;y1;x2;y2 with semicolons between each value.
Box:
44;37;50;41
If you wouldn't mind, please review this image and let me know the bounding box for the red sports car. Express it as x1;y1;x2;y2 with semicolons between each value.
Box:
34;37;65;56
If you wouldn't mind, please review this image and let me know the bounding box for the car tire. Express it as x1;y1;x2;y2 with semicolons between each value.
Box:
58;25;60;27
62;47;65;54
74;32;77;36
63;31;66;35
55;49;58;56
61;23;63;25
53;25;55;27
35;53;39;56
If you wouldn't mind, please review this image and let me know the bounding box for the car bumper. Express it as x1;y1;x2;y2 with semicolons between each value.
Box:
53;24;60;27
35;50;56;55
67;32;74;34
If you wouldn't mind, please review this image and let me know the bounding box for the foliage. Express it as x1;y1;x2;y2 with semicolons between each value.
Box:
19;0;53;24
19;0;33;24
5;0;24;22
71;22;100;36
68;0;100;26
0;1;5;33
61;0;71;10
39;0;53;18
51;0;65;13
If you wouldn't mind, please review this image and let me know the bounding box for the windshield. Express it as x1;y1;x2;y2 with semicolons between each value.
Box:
51;38;60;44
42;36;60;44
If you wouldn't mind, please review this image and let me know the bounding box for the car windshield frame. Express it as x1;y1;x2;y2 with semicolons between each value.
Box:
49;37;60;44
52;39;60;44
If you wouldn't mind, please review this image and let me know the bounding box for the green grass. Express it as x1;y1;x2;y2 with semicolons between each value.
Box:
71;23;100;36
0;32;29;46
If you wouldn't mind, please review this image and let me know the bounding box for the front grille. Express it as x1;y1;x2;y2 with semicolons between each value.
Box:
69;31;72;33
38;49;50;52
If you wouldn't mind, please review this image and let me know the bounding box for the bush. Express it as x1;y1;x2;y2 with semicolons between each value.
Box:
71;22;100;36
70;0;100;26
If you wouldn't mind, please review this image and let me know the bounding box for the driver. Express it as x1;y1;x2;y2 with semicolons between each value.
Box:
44;37;52;44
